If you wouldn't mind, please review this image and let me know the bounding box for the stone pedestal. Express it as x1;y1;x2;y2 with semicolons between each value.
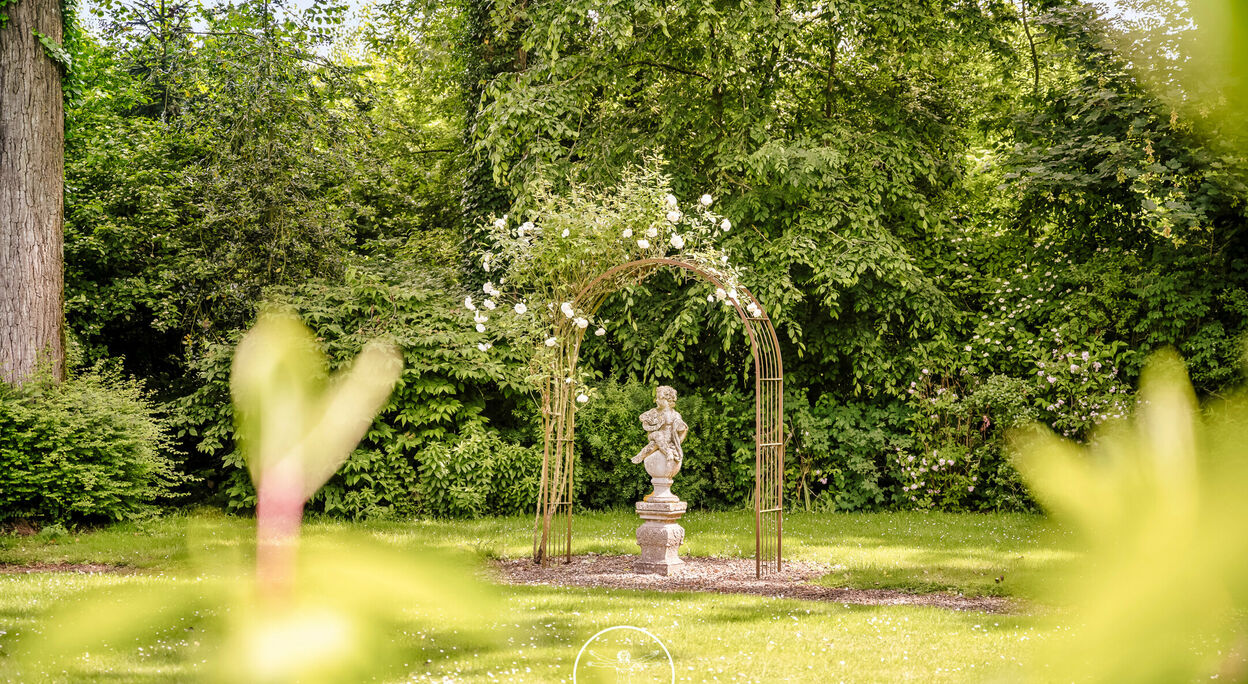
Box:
634;500;687;576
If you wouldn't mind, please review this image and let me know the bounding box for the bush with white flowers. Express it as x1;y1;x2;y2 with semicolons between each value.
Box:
461;159;744;405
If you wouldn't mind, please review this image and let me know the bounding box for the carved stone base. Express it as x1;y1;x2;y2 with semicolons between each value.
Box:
635;500;687;576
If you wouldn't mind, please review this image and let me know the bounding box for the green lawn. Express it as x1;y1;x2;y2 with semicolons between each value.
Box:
0;510;1073;682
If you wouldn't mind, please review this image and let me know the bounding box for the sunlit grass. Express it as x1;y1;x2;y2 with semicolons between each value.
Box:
0;511;1071;682
0;566;1048;683
0;509;1073;598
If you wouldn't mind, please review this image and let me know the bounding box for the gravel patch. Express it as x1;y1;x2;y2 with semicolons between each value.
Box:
493;554;1013;613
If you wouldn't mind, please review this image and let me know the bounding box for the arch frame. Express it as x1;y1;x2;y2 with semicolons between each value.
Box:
532;258;785;578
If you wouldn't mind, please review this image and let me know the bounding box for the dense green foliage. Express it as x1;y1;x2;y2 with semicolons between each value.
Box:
14;0;1244;520
0;367;182;524
175;262;533;518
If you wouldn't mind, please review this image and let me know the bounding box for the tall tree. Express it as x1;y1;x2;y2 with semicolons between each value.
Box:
0;0;66;383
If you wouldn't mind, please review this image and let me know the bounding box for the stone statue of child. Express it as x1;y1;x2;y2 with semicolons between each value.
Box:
631;386;688;502
631;385;689;574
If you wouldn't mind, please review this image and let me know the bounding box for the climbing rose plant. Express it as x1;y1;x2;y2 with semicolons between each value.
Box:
463;159;747;404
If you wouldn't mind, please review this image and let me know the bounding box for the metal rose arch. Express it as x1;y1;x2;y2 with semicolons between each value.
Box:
533;257;785;578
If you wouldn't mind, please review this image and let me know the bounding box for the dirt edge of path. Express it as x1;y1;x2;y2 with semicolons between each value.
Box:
0;562;134;575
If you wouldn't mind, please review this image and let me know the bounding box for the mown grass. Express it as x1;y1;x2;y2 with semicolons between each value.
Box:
0;510;1072;682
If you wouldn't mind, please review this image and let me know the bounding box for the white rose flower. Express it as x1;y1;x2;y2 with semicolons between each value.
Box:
714;287;726;301
720;218;731;232
706;294;715;302
576;393;589;404
464;296;476;311
622;228;633;238
560;302;575;318
514;302;527;315
637;239;651;249
594;327;606;336
477;342;491;352
519;221;534;235
544;337;558;347
666;210;682;223
475;323;486;333
473;312;487;324
574;317;589;329
561;228;570;237
484;299;496;310
493;217;506;230
483;282;496;295
720;255;729;264
664;193;678;209
670;234;685;249
700;194;713;207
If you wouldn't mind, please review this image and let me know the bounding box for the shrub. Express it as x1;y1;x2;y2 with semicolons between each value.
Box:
175;260;531;518
412;430;540;518
0;366;183;525
786;395;913;512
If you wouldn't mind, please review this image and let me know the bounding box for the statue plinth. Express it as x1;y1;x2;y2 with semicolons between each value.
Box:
634;500;687;576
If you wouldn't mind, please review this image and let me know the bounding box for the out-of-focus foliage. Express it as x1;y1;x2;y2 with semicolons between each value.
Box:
231;310;403;509
1015;349;1248;682
9;313;492;683
10;504;496;683
0;365;183;525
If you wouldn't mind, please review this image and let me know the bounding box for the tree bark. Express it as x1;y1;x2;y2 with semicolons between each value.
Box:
0;0;65;384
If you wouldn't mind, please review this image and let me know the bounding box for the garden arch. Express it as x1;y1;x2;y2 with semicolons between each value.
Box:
533;258;785;577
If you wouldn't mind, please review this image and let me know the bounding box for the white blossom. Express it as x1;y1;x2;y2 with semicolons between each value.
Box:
493;217;506;230
622;228;633;238
519;221;534;235
561;228;570;238
664;193;678;209
699;194;713;207
666;210;682;223
576;393;589;404
645;226;658;238
464;296;476;311
477;342;492;352
670;234;685;249
638;239;651;249
714;287;727;301
574;317;589;329
595;327;606;336
559;302;575;319
720;218;731;232
544;337;558;347
473;312;487;324
484;299;496;310
475;323;486;333
514;302;528;315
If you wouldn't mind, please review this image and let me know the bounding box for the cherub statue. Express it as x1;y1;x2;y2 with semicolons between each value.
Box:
631;386;688;502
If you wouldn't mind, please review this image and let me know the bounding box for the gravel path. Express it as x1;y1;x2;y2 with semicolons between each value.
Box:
494;554;1014;613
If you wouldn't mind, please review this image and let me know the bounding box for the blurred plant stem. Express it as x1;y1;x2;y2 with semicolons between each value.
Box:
231;309;401;598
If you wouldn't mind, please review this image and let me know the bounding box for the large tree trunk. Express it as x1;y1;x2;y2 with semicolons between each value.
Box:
0;0;65;384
